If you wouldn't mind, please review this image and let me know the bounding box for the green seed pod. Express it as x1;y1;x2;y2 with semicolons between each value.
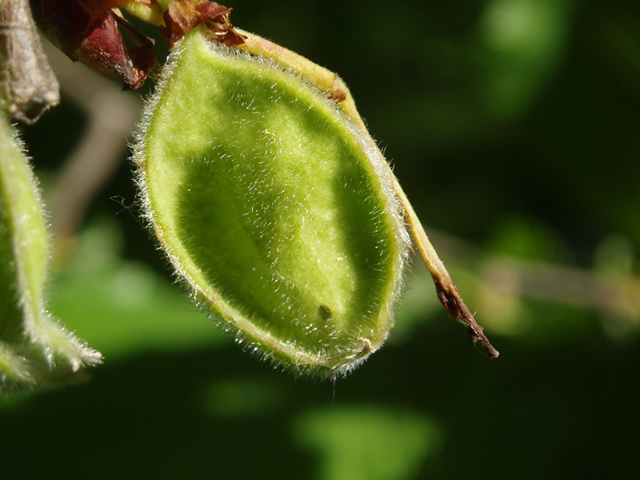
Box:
0;114;101;392
134;28;410;377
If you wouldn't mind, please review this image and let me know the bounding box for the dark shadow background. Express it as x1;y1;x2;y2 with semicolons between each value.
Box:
3;1;640;478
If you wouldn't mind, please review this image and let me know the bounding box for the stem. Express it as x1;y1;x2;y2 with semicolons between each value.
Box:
392;183;499;357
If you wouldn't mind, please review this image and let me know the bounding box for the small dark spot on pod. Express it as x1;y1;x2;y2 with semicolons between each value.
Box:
317;305;332;321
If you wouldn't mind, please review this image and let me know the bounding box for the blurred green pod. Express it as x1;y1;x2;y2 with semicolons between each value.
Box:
0;114;101;392
133;28;410;377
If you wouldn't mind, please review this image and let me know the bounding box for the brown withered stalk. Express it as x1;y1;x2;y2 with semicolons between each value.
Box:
0;0;59;123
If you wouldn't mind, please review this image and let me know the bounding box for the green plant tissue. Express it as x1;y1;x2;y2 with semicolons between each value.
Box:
134;28;410;378
0;114;100;393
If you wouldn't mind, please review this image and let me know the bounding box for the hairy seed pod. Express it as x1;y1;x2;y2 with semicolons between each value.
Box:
133;28;410;377
0;114;101;392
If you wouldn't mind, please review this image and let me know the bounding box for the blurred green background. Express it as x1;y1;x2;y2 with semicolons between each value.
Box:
3;0;640;478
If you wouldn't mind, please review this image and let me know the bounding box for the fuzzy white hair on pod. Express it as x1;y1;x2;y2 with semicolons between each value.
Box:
132;28;410;379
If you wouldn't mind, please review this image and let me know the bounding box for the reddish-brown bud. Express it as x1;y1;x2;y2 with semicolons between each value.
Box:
159;1;244;48
30;0;155;89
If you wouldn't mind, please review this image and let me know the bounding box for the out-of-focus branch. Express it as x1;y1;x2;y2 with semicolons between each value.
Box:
42;39;141;248
424;227;640;335
481;257;640;323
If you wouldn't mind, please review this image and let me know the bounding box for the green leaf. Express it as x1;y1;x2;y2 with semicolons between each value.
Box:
0;114;100;392
133;28;409;377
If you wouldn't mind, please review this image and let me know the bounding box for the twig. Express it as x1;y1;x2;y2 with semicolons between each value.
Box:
42;41;141;241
